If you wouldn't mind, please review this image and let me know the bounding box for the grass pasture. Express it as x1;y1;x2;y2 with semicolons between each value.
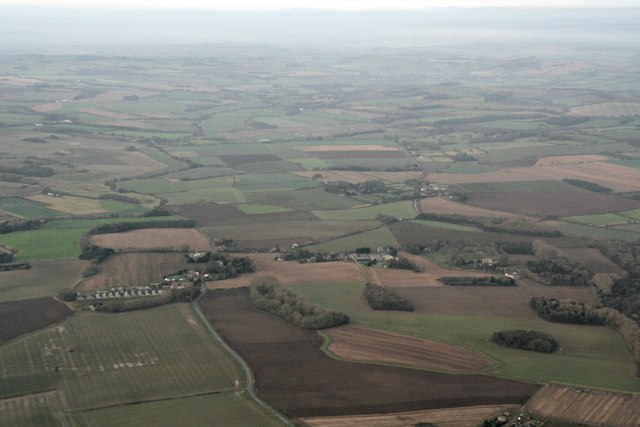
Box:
245;188;361;211
26;194;107;215
0;228;86;260
73;392;285;427
291;282;640;393
0;304;242;409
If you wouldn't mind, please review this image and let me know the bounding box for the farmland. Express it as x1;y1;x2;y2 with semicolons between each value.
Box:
0;304;242;409
78;252;194;290
1;23;640;426
200;287;539;418
89;228;211;252
526;384;640;427
324;325;490;372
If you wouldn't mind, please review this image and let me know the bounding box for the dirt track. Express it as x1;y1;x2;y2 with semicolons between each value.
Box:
200;288;539;418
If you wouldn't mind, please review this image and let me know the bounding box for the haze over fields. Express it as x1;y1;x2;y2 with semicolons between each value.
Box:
0;4;639;427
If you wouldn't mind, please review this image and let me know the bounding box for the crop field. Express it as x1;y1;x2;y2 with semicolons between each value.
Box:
73;392;284;427
534;154;611;166
293;171;422;184
169;202;244;226
449;180;575;193
0;197;64;219
526;384;640;427
0;390;70;427
306;226;400;253
312;201;416;221
25;194;107;215
0;297;71;343
0;259;86;302
207;253;366;289
464;191;640;217
245;188;361;211
0;304;242;409
417;197;530;219
79;252;193;290
202;219;380;250
297;404;513;427
200;288;539;418
89;228;211;252
324;325;490;372
568;102;640;117
291;282;640;392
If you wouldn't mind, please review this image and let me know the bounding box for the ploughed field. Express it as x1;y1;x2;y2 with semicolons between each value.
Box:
0;297;71;343
324;325;490;372
199;287;540;418
88;228;211;252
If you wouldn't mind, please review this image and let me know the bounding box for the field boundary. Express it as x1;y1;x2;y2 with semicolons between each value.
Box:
193;288;291;426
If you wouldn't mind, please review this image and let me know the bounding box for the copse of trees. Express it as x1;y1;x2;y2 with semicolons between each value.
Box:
530;297;606;325
386;256;422;272
499;241;534;255
205;253;253;280
595;240;640;278
250;277;349;330
491;329;558;353
527;240;592;286
363;283;414;311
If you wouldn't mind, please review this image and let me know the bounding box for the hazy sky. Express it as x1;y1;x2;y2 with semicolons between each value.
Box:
1;0;638;9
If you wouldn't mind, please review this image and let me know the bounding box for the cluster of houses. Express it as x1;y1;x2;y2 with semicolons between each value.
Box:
76;270;202;301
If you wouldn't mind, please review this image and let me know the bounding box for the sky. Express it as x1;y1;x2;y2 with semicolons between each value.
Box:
1;0;638;9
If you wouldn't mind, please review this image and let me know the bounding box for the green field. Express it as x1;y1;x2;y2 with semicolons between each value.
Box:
312;200;416;221
137;147;188;171
563;213;633;226
306;226;399;253
0;228;85;260
0;304;242;409
245;188;361;211
73;392;284;427
292;282;640;393
0;197;65;219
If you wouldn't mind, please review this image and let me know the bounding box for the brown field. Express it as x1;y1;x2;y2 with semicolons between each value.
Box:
465;191;640;217
206;253;366;289
395;280;597;320
534;154;611;167
526;384;640;427
325;325;490;372
170;203;245;226
429;162;640;193
89;228;211;252
296;404;512;427
299;145;402;152
78;252;193;290
294;170;422;184
418;197;531;219
0;297;71;343
200;287;540;418
562;248;627;275
368;252;494;288
568;102;640;117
